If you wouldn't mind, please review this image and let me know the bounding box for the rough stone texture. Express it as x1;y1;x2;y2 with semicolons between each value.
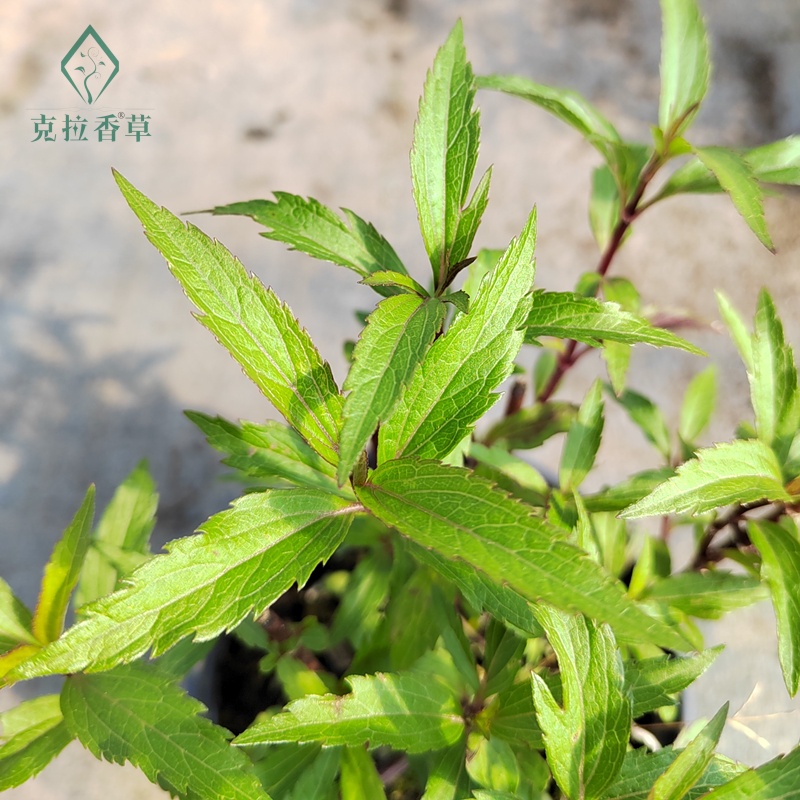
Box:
1;1;798;794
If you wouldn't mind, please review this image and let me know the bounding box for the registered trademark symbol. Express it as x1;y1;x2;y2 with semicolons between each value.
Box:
117;111;125;118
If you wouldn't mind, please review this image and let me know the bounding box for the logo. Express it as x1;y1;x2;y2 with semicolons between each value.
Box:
60;25;119;105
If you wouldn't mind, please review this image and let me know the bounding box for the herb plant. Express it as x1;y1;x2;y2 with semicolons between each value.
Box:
3;1;800;797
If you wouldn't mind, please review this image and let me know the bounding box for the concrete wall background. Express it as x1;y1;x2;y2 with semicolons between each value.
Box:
1;1;799;795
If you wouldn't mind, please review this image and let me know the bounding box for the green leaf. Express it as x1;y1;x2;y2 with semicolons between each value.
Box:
114;171;343;466
649;703;727;800
484;401;577;451
608;749;745;800
695;147;774;251
235;669;464;752
589;165;621;252
341;746;387;800
379;207;537;463
610;386;672;461
422;742;471;800
403;540;542;638
339;294;446;484
461;248;503;299
745;135;800;185
680;366;717;445
202;194;407;278
77;462;157;609
584;468;675;513
9;490;357;679
33;485;95;643
750;290;800;451
603;340;632;395
654;136;800;200
531;605;631;800
0;579;37;651
361;269;428;295
622;439;791;518
185;412;351;497
560;379;604;491
412;21;489;287
658;0;710;139
490;680;543;749
0;695;74;790
61;662;267;800
716;291;753;372
475;75;627;180
749;519;800;696
467;735;520;793
285;747;340;800
469;442;550;498
251;743;325;798
626;647;723;717
523;291;703;354
701;745;800;799
644;571;768;619
357;459;686;650
444;290;470;315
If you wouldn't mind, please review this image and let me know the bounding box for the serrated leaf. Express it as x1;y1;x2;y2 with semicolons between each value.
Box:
235;670;464;752
560;380;604;491
461;248;503;299
749;519;800;696
403;539;542;638
33;485;95;643
649;703;727;800
695;147;774;251
0;694;74;790
644;571;768;619
524;291;703;354
185;412;351;498
610;386;672;461
658;0;710;139
412;21;488;287
476;74;628;181
680;366;717;444
626;647;722;717
77;463;157;610
202;194;407;278
379;207;537;463
606;748;746;800
61;662;267;800
654;136;800;200
361;269;428;295
444;290;470;315
531;605;631;800
584;468;675;513
750;290;800;451
338;294;446;484
341;745;387;800
622;439;792;518
357;459;686;650
9;490;357;679
0;579;37;651
701;745;800;799
114;171;343;466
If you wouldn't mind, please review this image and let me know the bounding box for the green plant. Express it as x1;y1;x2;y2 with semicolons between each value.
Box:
2;1;800;797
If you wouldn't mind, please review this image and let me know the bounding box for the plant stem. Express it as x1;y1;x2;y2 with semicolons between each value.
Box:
536;154;663;403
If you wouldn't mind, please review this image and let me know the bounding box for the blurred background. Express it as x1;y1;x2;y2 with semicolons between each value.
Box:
2;1;799;795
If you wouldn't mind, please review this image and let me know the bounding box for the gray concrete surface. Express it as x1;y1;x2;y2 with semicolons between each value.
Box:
1;0;799;794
